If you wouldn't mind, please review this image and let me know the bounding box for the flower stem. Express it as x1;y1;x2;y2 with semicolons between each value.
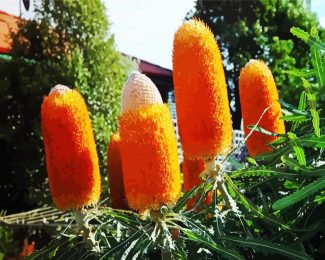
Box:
73;210;100;252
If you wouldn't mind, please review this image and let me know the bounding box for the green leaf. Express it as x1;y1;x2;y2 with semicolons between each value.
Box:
217;236;312;260
311;45;325;87
272;176;325;211
301;78;320;137
290;27;325;51
314;191;325;204
225;175;290;230
27;236;77;260
279;99;309;116
298;91;307;111
182;229;244;260
230;166;297;179
292;91;307;131
173;184;204;213
283;69;315;77
281;156;325;176
287;132;306;165
300;135;325;148
280;114;308;122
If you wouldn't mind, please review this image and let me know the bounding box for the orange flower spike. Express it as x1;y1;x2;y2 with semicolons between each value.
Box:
119;72;181;211
41;85;101;211
107;132;129;210
239;60;286;157
183;157;212;209
173;19;232;160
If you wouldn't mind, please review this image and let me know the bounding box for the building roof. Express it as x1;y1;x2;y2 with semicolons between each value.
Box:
0;11;173;79
0;10;19;54
139;59;172;77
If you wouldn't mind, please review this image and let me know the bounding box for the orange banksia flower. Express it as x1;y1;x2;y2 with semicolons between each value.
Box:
41;85;101;211
183;157;212;209
119;72;181;211
107;132;129;210
173;19;232;160
239;59;286;157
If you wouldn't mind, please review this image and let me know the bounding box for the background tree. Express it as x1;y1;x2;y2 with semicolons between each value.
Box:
187;0;324;129
0;0;134;213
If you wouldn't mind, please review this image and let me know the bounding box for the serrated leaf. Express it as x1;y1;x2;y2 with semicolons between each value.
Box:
217;236;312;260
27;236;77;260
182;229;244;260
281;156;325;176
311;46;325;87
298;91;307;111
272;176;325;211
225;175;290;230
290;27;325;51
300;135;325;148
314;191;325;204
230;166;297;179
279;99;309;115
301;78;320;137
292;91;307;131
287;132;306;165
173;184;205;213
283;69;315;77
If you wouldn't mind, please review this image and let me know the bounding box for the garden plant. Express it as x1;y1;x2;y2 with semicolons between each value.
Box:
24;18;325;259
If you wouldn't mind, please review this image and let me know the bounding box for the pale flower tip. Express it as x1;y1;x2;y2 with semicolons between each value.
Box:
246;59;259;67
49;84;71;96
121;71;163;113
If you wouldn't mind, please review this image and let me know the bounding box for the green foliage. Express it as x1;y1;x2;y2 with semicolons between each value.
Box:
0;0;134;211
187;0;324;128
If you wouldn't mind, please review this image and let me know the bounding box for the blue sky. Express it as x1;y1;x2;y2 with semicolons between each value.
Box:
0;0;324;69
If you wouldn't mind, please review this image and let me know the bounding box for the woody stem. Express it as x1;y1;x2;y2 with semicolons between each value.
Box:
73;210;100;252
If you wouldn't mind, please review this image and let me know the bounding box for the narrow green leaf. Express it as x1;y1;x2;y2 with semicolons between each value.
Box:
302;78;320;137
314;191;325;204
298;91;307;111
218;236;312;260
287;132;306;165
272;176;325;211
281;156;325;176
283;69;315;77
230;166;297;179
300;135;325;148
182;229;244;260
225;175;290;230
291;27;325;51
173;184;203;213
280;114;308;122
279;99;309;115
311;46;325;87
292;91;307;131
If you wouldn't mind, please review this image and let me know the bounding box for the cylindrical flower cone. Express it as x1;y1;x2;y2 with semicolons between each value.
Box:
119;72;181;211
41;85;101;211
239;59;286;157
173;19;232;160
107;132;129;210
183;157;212;209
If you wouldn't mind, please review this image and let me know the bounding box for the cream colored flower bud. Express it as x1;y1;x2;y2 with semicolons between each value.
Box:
121;71;163;113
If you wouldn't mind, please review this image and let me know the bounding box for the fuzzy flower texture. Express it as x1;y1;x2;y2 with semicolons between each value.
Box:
41;85;101;211
239;60;286;157
173;19;233;160
118;72;181;211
